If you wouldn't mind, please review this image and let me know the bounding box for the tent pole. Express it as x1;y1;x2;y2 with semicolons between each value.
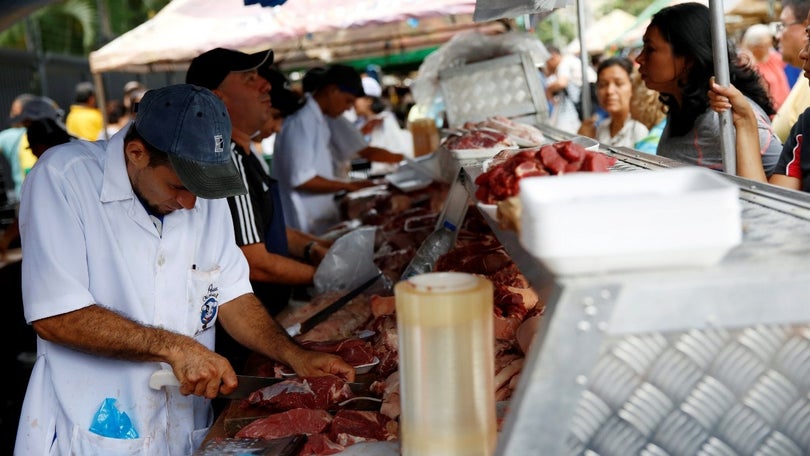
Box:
576;0;591;120
710;0;735;175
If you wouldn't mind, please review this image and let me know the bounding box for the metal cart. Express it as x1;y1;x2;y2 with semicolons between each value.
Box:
458;126;810;455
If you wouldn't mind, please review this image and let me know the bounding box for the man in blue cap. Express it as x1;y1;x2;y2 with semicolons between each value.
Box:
14;84;354;455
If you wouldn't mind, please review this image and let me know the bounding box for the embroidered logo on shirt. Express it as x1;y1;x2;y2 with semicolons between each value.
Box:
199;283;219;328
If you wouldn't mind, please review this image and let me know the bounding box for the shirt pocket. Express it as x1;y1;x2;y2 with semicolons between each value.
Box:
69;425;151;455
186;265;222;336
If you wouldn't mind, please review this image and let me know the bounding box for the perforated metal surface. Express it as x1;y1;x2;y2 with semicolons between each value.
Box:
438;52;548;127
458;131;810;455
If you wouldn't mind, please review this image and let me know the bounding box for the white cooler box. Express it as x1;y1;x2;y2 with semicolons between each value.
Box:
518;167;742;275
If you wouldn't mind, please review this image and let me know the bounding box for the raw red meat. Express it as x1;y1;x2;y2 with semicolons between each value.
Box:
474;140;616;204
299;339;376;366
299;434;345;456
328;410;399;446
247;376;354;411
443;129;514;150
234;408;332;440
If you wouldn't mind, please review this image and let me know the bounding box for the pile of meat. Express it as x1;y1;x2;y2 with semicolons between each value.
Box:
230;375;397;455
223;169;545;455
475;140;617;204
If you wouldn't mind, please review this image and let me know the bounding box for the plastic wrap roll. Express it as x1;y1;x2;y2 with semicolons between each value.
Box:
395;272;495;456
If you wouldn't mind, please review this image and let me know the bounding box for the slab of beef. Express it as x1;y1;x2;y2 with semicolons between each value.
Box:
442;128;514;150
328;410;399;446
477;115;546;145
300;338;376;366
247;376;354;411
298;434;345;456
474;141;616;204
234;408;332;440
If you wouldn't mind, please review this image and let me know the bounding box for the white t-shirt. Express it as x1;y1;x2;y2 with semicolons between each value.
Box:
16;125;252;454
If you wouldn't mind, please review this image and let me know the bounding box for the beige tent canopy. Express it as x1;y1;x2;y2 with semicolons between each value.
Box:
564;10;637;54
88;0;507;74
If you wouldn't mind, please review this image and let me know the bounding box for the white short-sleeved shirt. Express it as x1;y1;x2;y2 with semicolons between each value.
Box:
15;126;252;455
273;95;342;235
327;115;367;179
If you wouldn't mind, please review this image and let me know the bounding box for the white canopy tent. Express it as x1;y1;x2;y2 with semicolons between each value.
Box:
88;0;505;74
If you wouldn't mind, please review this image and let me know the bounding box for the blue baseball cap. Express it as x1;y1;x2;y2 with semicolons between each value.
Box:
134;84;245;199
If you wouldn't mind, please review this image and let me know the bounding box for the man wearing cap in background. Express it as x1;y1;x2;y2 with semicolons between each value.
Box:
185;47;338;381
273;64;383;235
14;84;354;455
303;66;405;180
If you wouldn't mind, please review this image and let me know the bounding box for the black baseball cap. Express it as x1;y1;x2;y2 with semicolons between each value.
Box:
322;64;365;97
186;48;274;90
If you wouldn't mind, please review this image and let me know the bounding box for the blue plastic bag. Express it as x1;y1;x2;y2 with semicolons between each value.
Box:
89;398;139;439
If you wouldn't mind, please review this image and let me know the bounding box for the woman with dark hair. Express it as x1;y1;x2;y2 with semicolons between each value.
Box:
635;2;781;173
577;56;648;148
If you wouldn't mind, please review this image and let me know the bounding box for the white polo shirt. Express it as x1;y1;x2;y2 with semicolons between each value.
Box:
15;126;252;455
273;94;342;235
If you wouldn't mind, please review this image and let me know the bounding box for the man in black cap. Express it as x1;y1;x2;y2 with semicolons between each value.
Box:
273;64;383;235
186;48;344;376
14;84;354;455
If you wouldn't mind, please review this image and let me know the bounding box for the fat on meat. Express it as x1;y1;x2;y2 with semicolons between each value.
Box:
370;295;396;317
234;408;332;440
369;314;398;377
370;370;401;420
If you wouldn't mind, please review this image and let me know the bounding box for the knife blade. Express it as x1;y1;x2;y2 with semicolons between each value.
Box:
149;370;368;399
286;272;382;337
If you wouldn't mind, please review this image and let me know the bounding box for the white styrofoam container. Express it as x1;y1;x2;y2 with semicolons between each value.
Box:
518;167;742;275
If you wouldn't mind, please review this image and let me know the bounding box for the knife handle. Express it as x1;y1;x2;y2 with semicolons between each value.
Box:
149;370;181;390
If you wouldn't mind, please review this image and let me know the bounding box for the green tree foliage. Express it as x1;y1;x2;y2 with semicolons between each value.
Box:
0;0;170;55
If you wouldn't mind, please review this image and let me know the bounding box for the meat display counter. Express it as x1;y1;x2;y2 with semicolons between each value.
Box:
460;127;810;455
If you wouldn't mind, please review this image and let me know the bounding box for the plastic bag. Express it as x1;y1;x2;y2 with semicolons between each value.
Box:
473;0;567;22
313;226;382;295
411;30;551;109
89;397;139;439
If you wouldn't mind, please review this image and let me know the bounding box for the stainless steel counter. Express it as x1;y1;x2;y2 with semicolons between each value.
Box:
458;130;810;455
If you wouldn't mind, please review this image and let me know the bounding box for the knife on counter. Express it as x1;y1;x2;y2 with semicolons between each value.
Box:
285;272;382;337
149;370;368;400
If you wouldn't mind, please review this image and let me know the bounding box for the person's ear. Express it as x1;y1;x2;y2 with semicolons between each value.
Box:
124;139;151;169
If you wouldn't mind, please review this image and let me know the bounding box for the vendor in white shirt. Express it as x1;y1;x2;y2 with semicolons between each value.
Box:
14;84;354;455
273;64;380;235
